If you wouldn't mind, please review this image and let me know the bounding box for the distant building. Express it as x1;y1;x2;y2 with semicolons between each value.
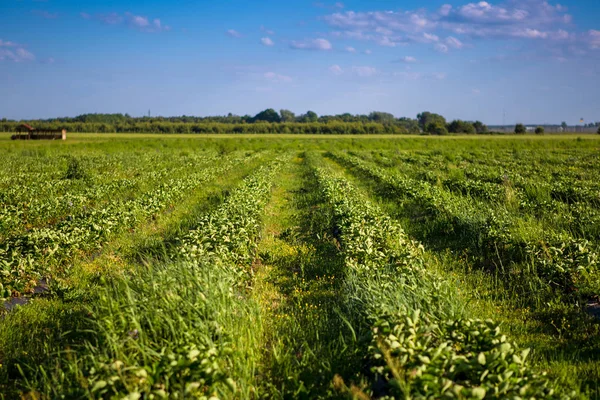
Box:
12;124;66;140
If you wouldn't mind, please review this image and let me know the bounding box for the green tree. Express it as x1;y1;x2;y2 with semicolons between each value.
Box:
252;109;280;123
472;121;488;134
597;126;600;134
447;120;476;134
426;121;448;135
515;123;526;134
298;111;318;123
368;111;395;123
535;126;544;134
561;121;568;131
279;109;296;122
417;112;446;131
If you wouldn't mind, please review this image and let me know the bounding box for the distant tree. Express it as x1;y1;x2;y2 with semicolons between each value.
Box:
417;112;446;131
426;121;448;135
279;109;296;122
252;108;280;123
515;123;526;134
597;126;600;134
535;126;544;134
368;111;395;123
397;117;420;133
472;120;488;134
561;121;568;131
298;111;318;123
447;120;476;134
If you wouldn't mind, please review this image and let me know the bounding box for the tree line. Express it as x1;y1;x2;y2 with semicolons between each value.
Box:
0;109;551;135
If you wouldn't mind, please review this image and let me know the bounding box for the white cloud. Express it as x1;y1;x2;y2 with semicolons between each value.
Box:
0;39;17;47
227;29;242;38
290;38;332;50
264;72;292;83
0;47;35;62
352;66;377;77
98;12;122;25
261;37;275;46
435;43;449;53
394;71;447;80
329;64;344;75
439;4;452;16
423;33;439;42
89;12;169;32
445;36;464;48
590;30;600;49
260;26;275;35
364;49;372;54
345;46;356;52
472;88;481;94
398;56;417;63
32;10;58;19
322;0;580;54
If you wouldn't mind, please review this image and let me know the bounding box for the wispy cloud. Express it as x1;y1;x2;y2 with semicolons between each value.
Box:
0;47;35;62
352;66;377;77
345;46;356;53
261;37;275;46
0;39;18;47
397;56;417;63
260;26;275;35
32;10;58;19
226;29;242;38
394;71;447;80
329;64;344;75
314;2;345;10
322;0;584;57
290;38;332;50
82;11;170;32
264;72;292;83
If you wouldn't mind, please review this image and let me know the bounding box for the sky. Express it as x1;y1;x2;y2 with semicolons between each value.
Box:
0;0;599;124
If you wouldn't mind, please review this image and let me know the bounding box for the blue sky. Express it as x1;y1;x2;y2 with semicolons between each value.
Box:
1;0;599;124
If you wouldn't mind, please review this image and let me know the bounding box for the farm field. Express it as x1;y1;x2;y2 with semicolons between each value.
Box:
1;134;600;399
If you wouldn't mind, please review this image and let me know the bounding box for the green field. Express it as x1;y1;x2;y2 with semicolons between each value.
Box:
1;134;600;399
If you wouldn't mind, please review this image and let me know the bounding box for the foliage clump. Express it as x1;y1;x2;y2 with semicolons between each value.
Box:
64;156;89;180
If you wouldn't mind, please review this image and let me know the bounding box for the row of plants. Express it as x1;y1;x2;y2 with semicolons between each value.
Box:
0;152;221;239
370;150;600;207
0;151;262;300
310;156;568;399
12;157;284;399
354;151;600;239
330;151;600;304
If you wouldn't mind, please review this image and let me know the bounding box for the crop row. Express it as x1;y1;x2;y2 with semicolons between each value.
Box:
355;151;600;239
0;151;262;299
366;150;600;207
311;159;567;399
331;151;599;302
0;152;221;238
64;158;283;399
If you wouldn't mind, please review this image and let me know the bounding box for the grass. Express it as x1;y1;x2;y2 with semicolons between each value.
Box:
1;136;599;398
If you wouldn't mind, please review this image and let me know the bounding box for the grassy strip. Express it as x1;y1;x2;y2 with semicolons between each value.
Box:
329;151;599;306
0;151;260;299
309;152;570;399
252;154;367;398
327;154;600;398
1;157;284;398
